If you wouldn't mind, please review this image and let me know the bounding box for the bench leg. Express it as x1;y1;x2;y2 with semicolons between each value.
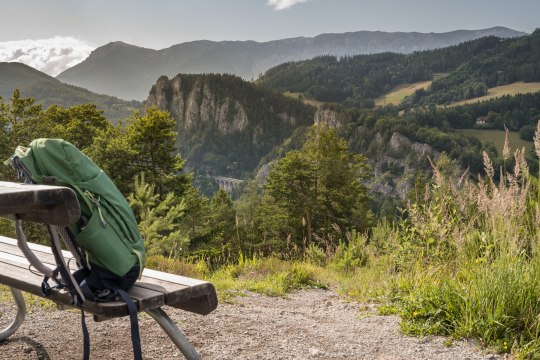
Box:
146;308;201;360
0;287;26;341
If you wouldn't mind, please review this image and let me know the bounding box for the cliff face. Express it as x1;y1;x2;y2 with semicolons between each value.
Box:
312;108;439;201
145;73;315;178
147;75;249;135
370;131;439;200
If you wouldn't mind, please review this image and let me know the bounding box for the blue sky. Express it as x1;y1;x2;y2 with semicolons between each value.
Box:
1;0;539;75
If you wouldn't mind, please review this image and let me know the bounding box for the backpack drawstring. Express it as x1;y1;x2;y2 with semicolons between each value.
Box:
84;190;108;228
133;250;144;280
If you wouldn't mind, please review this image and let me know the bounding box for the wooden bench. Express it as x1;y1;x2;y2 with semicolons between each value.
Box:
0;181;218;359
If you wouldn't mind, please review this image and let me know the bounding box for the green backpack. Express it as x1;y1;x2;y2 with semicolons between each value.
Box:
7;138;146;360
11;138;145;278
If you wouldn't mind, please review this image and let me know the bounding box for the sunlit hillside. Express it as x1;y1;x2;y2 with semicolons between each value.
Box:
447;82;540;107
374;73;448;106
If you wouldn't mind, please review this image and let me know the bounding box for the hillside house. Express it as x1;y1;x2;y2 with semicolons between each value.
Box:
475;116;488;126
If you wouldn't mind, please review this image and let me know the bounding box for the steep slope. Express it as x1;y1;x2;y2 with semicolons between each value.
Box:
57;27;525;100
0;62;140;121
145;73;315;179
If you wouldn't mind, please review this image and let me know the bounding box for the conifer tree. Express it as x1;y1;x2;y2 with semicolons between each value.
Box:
263;125;373;254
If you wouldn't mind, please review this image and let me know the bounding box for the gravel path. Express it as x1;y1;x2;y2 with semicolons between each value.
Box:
0;289;510;359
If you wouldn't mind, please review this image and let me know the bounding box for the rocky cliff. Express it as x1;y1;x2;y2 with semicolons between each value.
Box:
313;108;440;203
147;75;249;135
145;73;315;179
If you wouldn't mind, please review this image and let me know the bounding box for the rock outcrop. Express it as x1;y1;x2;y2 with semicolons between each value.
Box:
146;75;249;136
145;73;315;179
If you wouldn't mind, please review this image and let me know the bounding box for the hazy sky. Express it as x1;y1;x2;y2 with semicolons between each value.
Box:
1;0;539;75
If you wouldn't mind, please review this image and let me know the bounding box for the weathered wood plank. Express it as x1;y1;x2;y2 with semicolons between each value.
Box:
143;268;209;287
0;182;80;225
0;236;73;258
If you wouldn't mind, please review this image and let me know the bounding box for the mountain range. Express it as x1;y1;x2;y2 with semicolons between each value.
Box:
56;27;526;101
0;62;140;122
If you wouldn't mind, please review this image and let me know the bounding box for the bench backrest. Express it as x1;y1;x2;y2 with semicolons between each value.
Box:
0;181;80;225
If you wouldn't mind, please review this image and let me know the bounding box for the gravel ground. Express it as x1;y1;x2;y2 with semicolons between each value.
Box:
0;288;511;359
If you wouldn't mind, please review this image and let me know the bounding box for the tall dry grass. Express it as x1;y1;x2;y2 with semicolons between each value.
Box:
382;121;540;358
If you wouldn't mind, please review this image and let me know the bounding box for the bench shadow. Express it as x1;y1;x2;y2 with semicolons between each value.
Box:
1;336;51;359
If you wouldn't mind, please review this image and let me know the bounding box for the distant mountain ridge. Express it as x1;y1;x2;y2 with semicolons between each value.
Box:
0;62;140;122
56;27;526;100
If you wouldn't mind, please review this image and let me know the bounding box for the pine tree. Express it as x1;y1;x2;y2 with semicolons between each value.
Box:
263;125;373;254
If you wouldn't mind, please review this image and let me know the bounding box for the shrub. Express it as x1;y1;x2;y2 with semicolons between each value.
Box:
305;243;327;266
331;230;368;272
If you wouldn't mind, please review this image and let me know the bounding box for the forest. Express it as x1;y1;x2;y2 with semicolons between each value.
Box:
258;29;540;108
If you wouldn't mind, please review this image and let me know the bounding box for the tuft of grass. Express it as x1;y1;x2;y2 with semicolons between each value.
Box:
146;255;207;278
209;256;328;301
372;142;540;357
0;285;56;310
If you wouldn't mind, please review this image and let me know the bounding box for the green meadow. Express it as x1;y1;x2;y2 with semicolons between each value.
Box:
374;73;448;106
450;82;540;107
459;129;533;152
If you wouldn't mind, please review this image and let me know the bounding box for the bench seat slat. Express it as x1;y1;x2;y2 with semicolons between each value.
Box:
0;236;73;258
0;235;218;316
0;241;60;267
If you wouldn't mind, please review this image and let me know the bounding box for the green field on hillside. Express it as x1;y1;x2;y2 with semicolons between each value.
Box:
459;129;533;153
374;81;432;106
374;73;448;106
449;82;540;107
283;91;325;108
376;80;540;108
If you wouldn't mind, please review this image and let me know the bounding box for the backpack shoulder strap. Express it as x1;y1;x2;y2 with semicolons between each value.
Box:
116;289;143;360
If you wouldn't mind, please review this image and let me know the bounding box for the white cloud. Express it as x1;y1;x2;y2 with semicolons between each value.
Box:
267;0;311;10
0;36;94;76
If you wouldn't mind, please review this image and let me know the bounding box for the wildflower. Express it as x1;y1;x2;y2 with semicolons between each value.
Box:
503;126;511;161
483;151;494;179
534;120;540;159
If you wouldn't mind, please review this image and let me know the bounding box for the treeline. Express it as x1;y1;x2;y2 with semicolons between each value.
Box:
421;92;540;132
407;29;540;106
0;62;140;122
0;91;371;267
257;30;540;108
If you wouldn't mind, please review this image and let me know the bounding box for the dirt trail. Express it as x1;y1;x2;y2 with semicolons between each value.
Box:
0;289;509;359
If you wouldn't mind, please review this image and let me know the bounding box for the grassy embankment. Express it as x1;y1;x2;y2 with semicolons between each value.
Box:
149;137;540;358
